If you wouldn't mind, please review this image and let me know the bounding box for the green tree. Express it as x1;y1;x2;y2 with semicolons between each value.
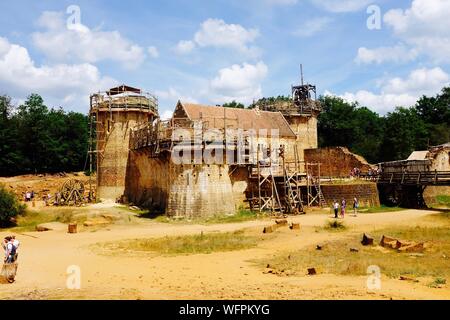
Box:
415;87;450;146
0;95;23;175
0;184;26;227
317;96;384;163
0;94;89;176
16;94;51;173
379;107;428;161
222;100;245;109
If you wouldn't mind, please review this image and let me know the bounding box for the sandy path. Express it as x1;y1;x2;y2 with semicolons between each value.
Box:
1;209;449;300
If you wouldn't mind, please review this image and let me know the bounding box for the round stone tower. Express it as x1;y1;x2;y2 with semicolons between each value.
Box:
90;85;158;201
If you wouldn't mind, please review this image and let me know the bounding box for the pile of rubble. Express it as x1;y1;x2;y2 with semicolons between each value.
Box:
262;219;300;234
361;233;425;253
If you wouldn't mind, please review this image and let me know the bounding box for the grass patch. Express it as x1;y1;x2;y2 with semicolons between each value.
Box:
4;208;88;232
116;206;150;216
324;219;346;231
260;224;450;279
428;277;447;288
137;208;266;225
97;230;258;255
358;205;406;214
201;210;266;224
436;195;450;207
6;210;55;232
321;179;375;185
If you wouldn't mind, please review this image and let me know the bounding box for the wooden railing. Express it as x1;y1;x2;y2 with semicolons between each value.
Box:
376;171;450;186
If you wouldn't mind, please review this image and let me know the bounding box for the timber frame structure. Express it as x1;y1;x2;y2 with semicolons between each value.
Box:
130;120;326;214
90;72;330;216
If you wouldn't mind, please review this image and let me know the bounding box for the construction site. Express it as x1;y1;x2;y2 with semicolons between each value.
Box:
1;76;449;301
85;77;386;219
84;75;450;219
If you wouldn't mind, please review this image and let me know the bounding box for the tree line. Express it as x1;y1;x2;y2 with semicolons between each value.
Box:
0;94;88;176
317;87;450;163
226;87;449;164
0;87;448;176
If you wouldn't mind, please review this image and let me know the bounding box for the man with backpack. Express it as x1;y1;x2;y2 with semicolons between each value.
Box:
4;236;18;263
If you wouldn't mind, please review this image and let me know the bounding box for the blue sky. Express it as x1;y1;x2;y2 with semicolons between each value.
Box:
0;0;449;118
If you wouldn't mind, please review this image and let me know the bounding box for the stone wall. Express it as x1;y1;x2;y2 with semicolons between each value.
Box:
320;183;380;207
230;167;250;210
125;151;169;210
423;186;450;206
166;163;237;218
430;148;450;171
304;147;373;177
96;110;151;200
285;116;318;161
126;149;247;217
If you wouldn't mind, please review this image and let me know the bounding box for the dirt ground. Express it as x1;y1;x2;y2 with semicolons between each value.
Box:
1;203;449;300
0;172;93;203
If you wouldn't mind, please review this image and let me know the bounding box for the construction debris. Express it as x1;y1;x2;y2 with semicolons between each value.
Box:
380;235;425;253
289;223;300;230
399;275;419;282
361;233;374;246
307;268;317;275
35;225;51;232
275;219;288;226
398;242;424;253
68;223;77;234
380;235;399;249
263;226;274;234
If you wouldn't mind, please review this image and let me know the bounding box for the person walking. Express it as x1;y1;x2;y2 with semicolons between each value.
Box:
2;237;10;258
5;238;16;263
353;197;359;216
341;199;346;218
333;200;339;218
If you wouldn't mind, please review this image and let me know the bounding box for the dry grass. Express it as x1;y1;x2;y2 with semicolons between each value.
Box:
324;219;347;231
260;221;450;279
137;209;269;225
358;205;406;214
4;208;89;232
96;230;259;256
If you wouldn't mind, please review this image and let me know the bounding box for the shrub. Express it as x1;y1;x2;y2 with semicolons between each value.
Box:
0;184;26;227
325;219;346;230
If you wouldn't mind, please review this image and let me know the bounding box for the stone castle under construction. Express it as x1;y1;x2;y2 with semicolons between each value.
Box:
89;80;382;218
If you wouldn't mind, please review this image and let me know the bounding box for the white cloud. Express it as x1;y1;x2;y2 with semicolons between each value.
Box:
209;61;268;105
32;11;145;69
175;19;260;57
155;87;198;104
310;0;372;13
383;0;450;63
328;67;450;114
160;110;174;120
355;45;418;64
147;46;159;58
293;17;332;37
175;40;196;54
0;36;117;111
